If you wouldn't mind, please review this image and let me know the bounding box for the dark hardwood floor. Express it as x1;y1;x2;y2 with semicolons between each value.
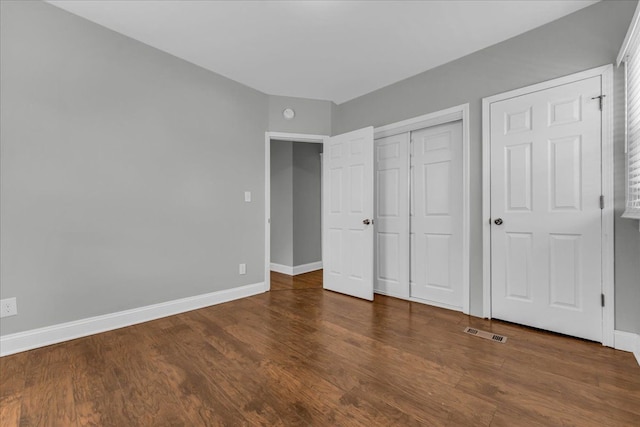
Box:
1;270;639;426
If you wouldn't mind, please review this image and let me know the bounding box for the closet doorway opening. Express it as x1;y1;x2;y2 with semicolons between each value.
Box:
264;132;328;292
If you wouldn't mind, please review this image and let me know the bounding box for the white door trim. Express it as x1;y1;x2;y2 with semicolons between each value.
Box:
264;132;329;292
374;103;467;140
481;64;615;347
373;103;471;315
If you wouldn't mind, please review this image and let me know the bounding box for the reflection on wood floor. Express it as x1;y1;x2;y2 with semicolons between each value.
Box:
1;269;639;426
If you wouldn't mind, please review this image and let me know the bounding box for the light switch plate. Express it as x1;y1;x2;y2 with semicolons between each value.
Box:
244;191;251;202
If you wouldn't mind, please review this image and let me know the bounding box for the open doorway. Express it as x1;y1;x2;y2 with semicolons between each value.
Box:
264;132;328;291
270;139;323;272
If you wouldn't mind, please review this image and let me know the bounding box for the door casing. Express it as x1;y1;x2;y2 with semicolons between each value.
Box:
481;64;615;347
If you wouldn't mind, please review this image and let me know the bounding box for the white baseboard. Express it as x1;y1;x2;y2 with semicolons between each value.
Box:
271;261;322;276
292;261;323;275
614;330;640;367
0;282;265;357
270;263;293;275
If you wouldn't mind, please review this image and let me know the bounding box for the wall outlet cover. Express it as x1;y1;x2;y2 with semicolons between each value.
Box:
0;297;18;318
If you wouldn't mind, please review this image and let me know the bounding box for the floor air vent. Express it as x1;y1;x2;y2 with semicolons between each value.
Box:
463;327;508;343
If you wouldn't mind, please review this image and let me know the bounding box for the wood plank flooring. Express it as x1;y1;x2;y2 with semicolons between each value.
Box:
1;270;639;426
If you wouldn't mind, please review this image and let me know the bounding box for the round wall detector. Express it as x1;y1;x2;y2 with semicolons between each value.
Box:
282;108;295;120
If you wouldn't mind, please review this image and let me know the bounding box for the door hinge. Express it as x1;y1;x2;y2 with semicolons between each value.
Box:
599;195;604;210
601;293;605;307
591;94;606;111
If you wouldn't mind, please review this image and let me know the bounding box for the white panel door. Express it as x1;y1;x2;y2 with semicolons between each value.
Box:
490;76;602;342
410;121;463;308
323;127;375;300
374;133;409;298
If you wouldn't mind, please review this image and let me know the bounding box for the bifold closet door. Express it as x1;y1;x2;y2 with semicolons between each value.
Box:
374;133;409;298
410;121;463;309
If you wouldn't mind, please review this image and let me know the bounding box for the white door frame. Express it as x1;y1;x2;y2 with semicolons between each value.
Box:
373;103;471;315
481;64;615;346
264;132;329;292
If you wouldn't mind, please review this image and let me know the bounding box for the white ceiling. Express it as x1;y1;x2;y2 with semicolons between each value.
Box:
47;0;599;104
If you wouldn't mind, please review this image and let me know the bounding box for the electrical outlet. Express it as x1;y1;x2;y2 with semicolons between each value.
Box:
239;263;246;275
0;297;17;318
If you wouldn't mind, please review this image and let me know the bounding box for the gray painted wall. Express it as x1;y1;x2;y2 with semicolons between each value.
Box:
333;0;640;333
0;0;268;335
270;141;322;267
268;95;333;135
293;143;323;266
270;141;294;266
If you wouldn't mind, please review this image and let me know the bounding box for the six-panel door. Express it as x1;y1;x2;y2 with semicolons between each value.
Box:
323;127;375;301
489;76;603;342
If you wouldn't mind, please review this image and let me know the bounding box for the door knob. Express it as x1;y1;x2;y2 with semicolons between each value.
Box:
494;218;503;225
363;219;371;225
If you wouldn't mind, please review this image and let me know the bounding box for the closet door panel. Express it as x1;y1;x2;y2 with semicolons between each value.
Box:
374;133;409;298
410;121;463;309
